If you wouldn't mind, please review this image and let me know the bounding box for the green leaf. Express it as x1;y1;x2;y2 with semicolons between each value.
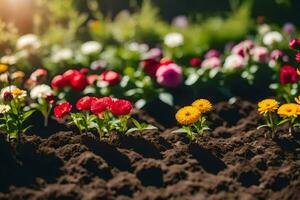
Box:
22;109;36;122
144;125;158;130
131;118;142;129
277;118;291;126
257;124;270;130
172;128;188;134
22;125;33;134
126;128;139;135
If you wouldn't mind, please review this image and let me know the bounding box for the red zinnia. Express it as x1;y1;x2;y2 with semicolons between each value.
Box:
289;39;300;50
296;52;300;63
143;59;160;77
189;58;201;67
110;99;133;116
76;96;97;111
100;70;121;85
279;65;298;85
63;69;80;84
54;102;72;119
91;97;114;114
70;74;88;91
51;75;66;89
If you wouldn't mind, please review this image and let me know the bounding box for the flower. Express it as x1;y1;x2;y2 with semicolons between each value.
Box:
126;42;148;53
160;58;174;65
201;57;221;69
258;99;279;115
1;85;17;99
100;70;121;85
11;71;25;81
295;96;300;104
0;55;17;65
70;74;88;91
258;24;271;35
204;49;220;59
51;75;67;89
11;88;27;99
51;48;73;63
277;103;299;118
172;15;188;28
231;40;254;57
189;58;201;67
263;31;283;46
0;73;8;83
175;106;200;125
143;59;160;77
54;102;72;119
91;97;114;114
270;50;284;61
164;32;184;48
0;104;11;114
250;46;269;63
279;65;298;85
80;68;89;75
144;48;163;60
110;99;133;116
289;39;300;50
30;69;48;82
3;92;13;101
156;63;182;88
30;84;52;99
16;34;41;51
76;96;97;111
282;23;295;35
91;60;107;71
87;74;99;85
88;20;101;32
296;52;300;63
62;69;80;83
0;64;8;73
81;41;102;55
191;99;212;113
223;54;245;70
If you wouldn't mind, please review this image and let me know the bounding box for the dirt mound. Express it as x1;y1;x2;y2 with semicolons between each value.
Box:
0;100;300;200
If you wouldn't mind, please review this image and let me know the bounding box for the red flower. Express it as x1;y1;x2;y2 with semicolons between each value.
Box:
91;97;114;114
296;52;300;63
63;69;80;83
70;74;88;91
100;70;121;85
54;102;72;119
289;39;300;50
80;68;89;75
189;58;201;67
110;99;133;116
143;59;160;77
51;75;66;89
76;96;97;111
279;65;298;85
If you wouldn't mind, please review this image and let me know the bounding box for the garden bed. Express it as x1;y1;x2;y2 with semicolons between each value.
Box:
1;100;300;200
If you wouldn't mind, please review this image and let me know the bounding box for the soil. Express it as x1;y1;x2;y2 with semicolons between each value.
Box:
1;100;300;200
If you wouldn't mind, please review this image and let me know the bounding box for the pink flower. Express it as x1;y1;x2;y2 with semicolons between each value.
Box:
201;57;221;69
232;40;254;57
270;50;284;61
100;70;121;85
204;49;220;59
296;52;300;63
250;46;269;63
156;63;182;88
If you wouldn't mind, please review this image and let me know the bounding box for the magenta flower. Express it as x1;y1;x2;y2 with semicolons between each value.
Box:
204;49;220;59
156;63;182;88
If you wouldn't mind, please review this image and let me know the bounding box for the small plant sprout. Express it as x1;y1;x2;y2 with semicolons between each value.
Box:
126;118;158;135
257;99;279;137
30;84;55;126
173;99;212;142
0;86;35;142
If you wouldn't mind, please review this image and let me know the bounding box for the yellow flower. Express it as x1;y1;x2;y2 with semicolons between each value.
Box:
295;96;300;104
0;104;11;114
11;88;27;98
191;99;212;113
11;71;25;80
0;64;8;73
175;106;200;125
277;103;299;118
258;99;279;115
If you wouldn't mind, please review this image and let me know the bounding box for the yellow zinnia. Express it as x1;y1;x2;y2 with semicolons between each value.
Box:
277;103;299;118
191;99;212;113
11;88;27;98
0;64;8;73
258;99;279;115
175;106;200;125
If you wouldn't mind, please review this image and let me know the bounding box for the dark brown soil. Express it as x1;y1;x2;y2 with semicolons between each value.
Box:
1;100;300;200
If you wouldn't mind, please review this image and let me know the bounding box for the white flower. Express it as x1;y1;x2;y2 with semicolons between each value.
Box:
16;34;41;51
0;55;17;65
0;104;11;114
81;41;102;55
164;32;184;48
250;46;269;63
127;42;149;53
11;88;27;99
1;85;17;99
258;24;271;35
201;57;221;69
51;48;73;63
263;31;283;46
223;54;245;70
30;84;52;99
172;16;188;28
